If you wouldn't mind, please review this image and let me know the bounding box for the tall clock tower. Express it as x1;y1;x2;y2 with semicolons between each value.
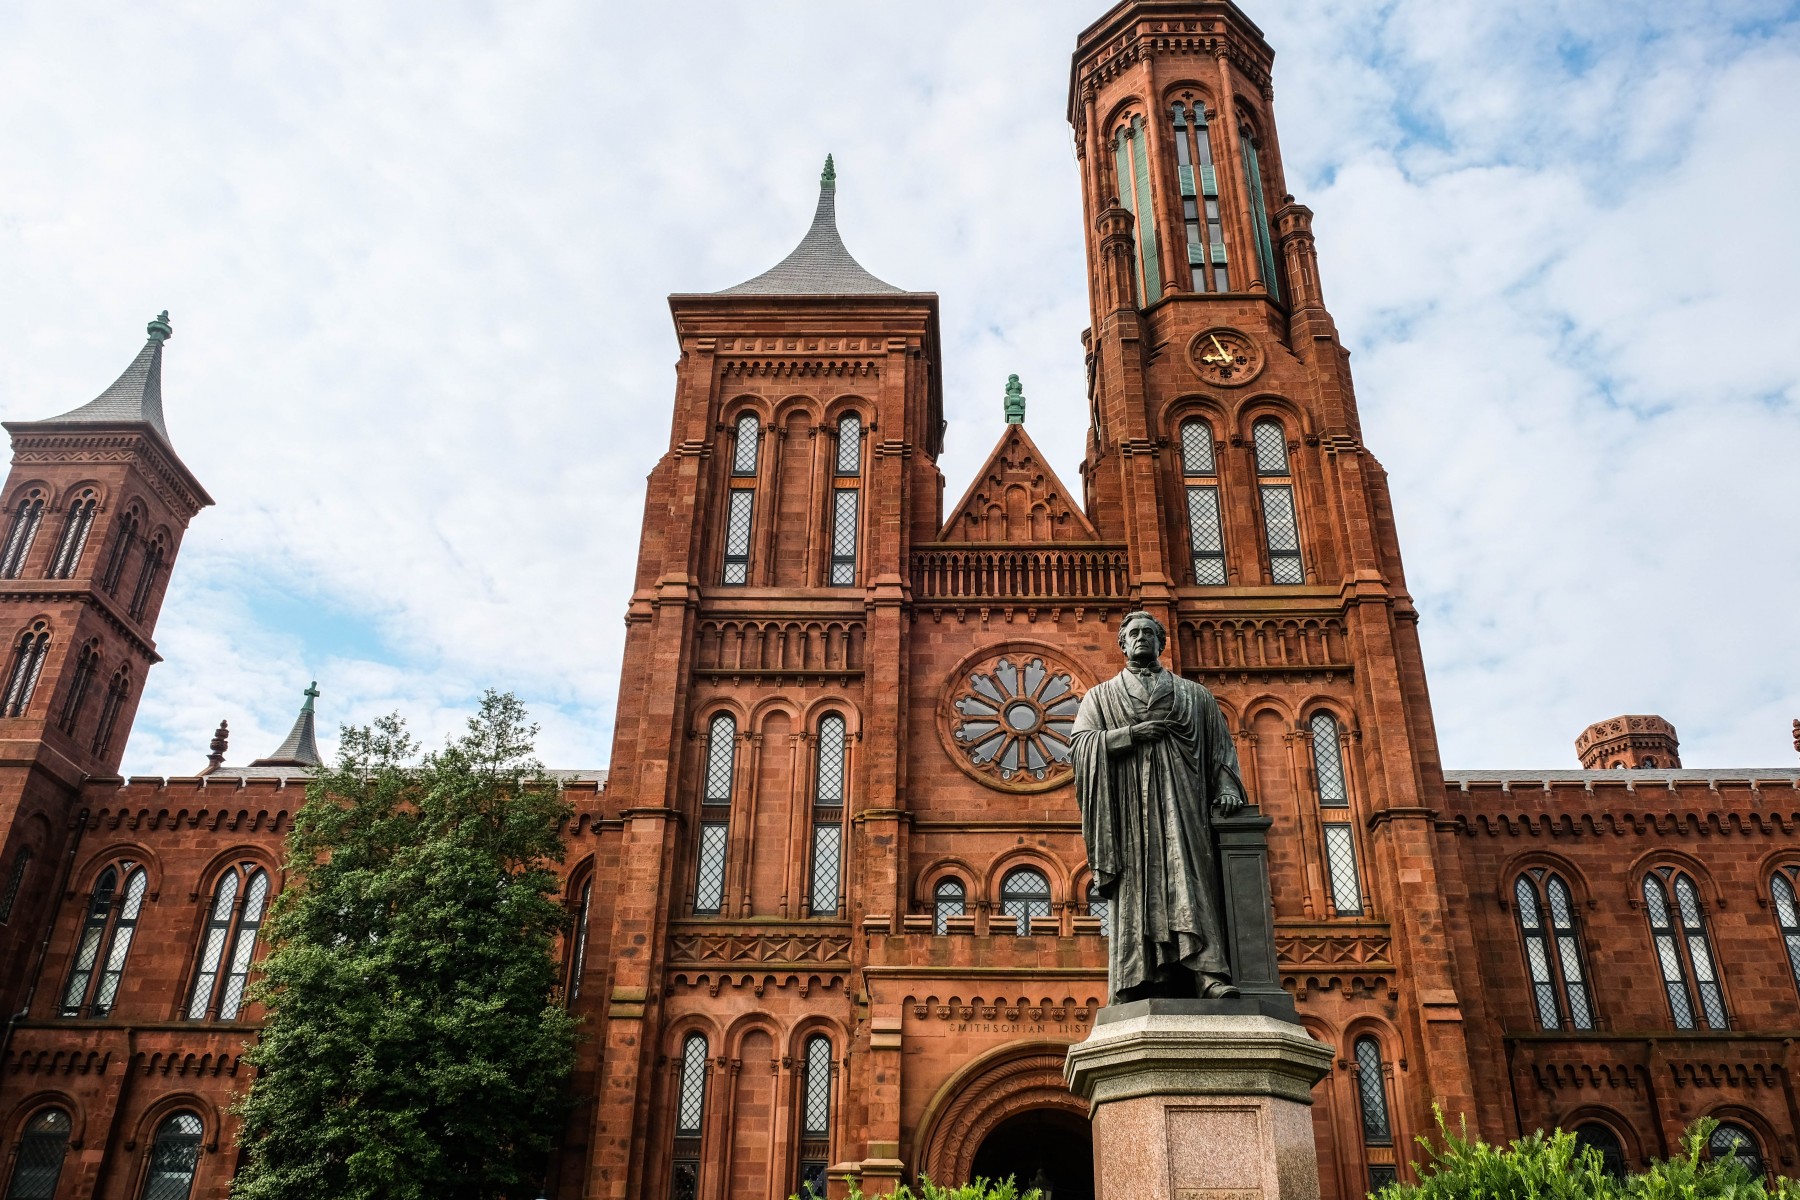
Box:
1068;0;1485;1169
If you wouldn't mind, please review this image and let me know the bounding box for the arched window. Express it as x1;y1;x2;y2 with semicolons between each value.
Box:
1180;418;1225;585
1769;865;1800;994
1169;100;1229;292
1353;1036;1396;1189
1087;880;1110;938
128;533;166;622
933;879;964;936
1513;869;1594;1031
797;1034;833;1197
1000;868;1052;936
1252;418;1304;583
0;847;32;924
1708;1123;1763;1180
58;641;100;735
1643;868;1727;1030
0;489;46;579
1237;126;1282;300
5;1107;72;1200
808;715;846;916
694;715;736;915
1312;712;1363;915
566;877;592;1004
671;1032;708;1199
60;862;147;1018
49;488;99;579
1573;1123;1627;1179
3;621;51;718
91;667;131;758
1111;114;1161;304
835;414;861;476
139;1111;203;1200
99;504;141;596
721;414;760;586
187;863;271;1021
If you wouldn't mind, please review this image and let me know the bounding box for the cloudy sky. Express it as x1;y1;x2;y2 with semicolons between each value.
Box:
1;0;1796;775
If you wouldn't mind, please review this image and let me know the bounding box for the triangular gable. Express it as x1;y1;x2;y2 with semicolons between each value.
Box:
939;423;1101;543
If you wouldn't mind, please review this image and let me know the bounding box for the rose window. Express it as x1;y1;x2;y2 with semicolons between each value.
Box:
951;655;1082;784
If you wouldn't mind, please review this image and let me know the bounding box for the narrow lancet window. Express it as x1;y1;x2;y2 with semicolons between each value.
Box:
48;488;98;579
0;491;45;579
3;621;52;717
1514;870;1593;1030
797;1034;833;1196
671;1032;708;1199
58;642;99;734
100;505;140;596
1171;102;1230;291
829;489;858;586
1771;866;1800;995
187;862;270;1021
933;879;964;935
731;413;760;476
1311;713;1347;807
91;668;130;757
722;413;760;586
566;878;592;1003
1354;1036;1396;1188
128;534;165;621
1643;867;1727;1030
809;715;846;916
1180;419;1225;585
1323;825;1363;915
1112;115;1162;303
1238;129;1282;300
695;713;736;915
836;414;861;475
1253;418;1304;583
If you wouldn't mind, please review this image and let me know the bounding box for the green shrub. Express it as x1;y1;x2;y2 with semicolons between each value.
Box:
1374;1110;1800;1200
791;1177;1041;1200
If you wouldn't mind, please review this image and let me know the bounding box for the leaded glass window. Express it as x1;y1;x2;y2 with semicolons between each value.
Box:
1180;419;1216;476
1772;866;1800;997
1111;115;1161;304
1311;713;1347;807
670;1161;700;1200
1369;1166;1398;1191
1170;101;1229;291
188;866;242;1019
830;488;858;587
676;1033;708;1134
217;868;270;1019
128;534;165;621
694;824;728;915
5;1107;71;1200
1354;1036;1392;1147
1323;824;1362;916
1574;1124;1627;1179
721;490;755;585
3;622;51;717
815;716;846;805
58;641;99;734
1088;881;1110;938
48;489;98;580
1513;869;1593;1031
61;866;116;1017
933;879;964;935
836;414;861;475
1000;868;1052;936
1252;419;1290;475
140;1112;202;1200
1709;1123;1763;1180
0;847;30;924
1238;129;1282;301
1185;486;1225;585
91;668;130;757
809;826;841;916
1260;485;1303;583
731;413;760;476
0;492;45;579
802;1034;832;1135
1643;868;1727;1031
100;505;140;595
567;879;592;1003
797;1162;827;1200
92;867;147;1018
61;862;145;1018
703;715;736;804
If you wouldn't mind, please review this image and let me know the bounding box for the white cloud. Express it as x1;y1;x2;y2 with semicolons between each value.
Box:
0;0;1794;774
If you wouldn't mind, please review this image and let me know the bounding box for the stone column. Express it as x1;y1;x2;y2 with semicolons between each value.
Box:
1065;1007;1333;1200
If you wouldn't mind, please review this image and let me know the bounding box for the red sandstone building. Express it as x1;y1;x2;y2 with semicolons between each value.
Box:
2;3;1798;1198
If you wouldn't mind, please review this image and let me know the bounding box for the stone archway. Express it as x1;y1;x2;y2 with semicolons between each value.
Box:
971;1107;1094;1200
913;1042;1091;1192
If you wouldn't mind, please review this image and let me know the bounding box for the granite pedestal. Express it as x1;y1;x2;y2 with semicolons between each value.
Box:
1064;1001;1334;1200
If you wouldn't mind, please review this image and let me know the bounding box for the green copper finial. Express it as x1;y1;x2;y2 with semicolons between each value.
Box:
1003;374;1026;424
302;680;319;713
821;154;836;186
146;310;172;343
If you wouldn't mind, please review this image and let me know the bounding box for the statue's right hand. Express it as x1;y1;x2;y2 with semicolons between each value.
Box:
1129;720;1171;744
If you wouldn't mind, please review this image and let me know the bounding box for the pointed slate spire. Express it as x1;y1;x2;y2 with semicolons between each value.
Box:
716;156;906;295
251;681;323;769
39;312;176;444
1003;374;1027;424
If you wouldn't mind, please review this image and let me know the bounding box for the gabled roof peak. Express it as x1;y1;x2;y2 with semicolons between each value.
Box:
38;312;175;443
715;156;908;297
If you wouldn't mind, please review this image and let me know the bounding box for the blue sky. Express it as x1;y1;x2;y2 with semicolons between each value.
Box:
1;0;1796;773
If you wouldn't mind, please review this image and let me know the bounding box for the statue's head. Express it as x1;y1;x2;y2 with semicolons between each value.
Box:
1117;611;1167;662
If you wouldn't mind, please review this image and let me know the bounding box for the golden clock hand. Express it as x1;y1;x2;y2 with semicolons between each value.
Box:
1210;333;1230;359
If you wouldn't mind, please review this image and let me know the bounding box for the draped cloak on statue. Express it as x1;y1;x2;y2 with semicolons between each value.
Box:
1071;667;1246;1000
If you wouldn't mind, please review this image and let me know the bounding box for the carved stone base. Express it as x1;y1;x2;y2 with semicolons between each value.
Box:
1064;1003;1334;1200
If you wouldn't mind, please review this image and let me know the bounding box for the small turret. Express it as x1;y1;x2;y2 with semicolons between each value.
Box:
1576;715;1681;770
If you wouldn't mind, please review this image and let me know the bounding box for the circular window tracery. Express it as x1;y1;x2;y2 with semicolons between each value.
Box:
950;653;1083;786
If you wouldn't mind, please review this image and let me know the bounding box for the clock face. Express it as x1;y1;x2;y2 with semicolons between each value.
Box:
1189;328;1262;386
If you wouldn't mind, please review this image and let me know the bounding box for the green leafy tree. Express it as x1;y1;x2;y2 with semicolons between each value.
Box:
794;1178;1041;1200
232;692;580;1200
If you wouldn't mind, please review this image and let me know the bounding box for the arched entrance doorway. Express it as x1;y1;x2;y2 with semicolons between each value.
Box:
970;1107;1094;1200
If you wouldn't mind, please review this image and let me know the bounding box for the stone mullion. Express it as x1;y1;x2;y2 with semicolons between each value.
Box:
782;732;809;919
760;1052;783;1200
1226;437;1266;583
801;419;827;585
747;420;779;587
729;732;763;919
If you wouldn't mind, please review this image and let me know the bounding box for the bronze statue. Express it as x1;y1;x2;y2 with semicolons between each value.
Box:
1072;611;1244;1003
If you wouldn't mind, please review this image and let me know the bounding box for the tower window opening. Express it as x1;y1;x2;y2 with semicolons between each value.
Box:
3;621;52;718
100;505;141;596
809;715;847;916
91;668;130;758
1238;128;1282;301
48;488;98;579
128;534;165;621
1180;418;1225;585
58;641;100;735
1112;115;1162;304
1252;418;1304;584
1171;102;1230;291
829;488;858;587
0;491;45;579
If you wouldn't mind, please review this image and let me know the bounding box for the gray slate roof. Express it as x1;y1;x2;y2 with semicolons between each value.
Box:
41;315;174;443
717;159;907;296
1444;769;1800;789
251;684;323;769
